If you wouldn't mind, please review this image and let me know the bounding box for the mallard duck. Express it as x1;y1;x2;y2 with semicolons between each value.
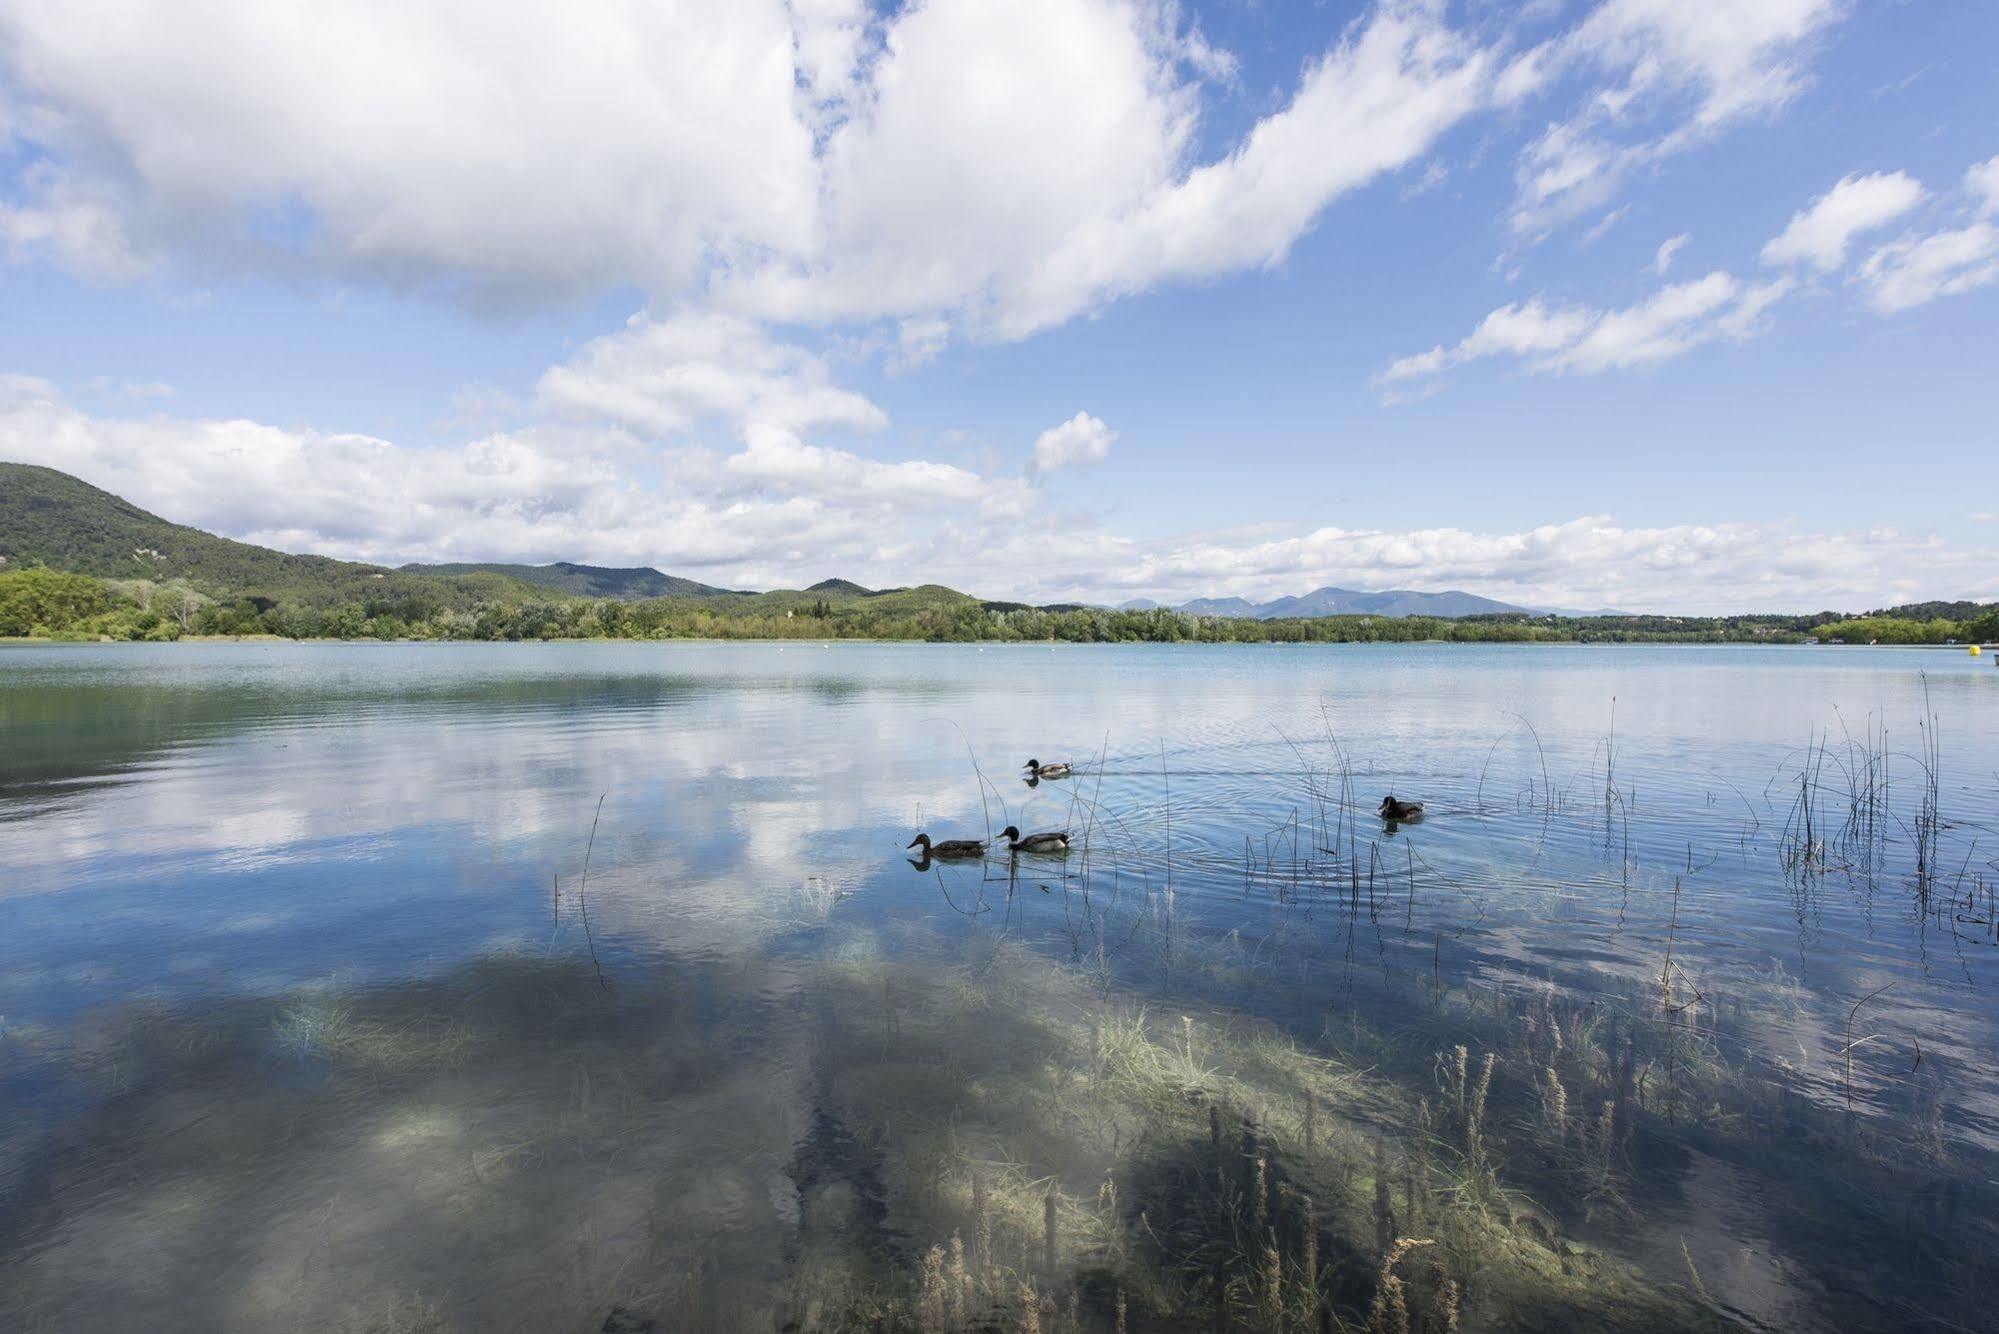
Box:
999;825;1071;854
1378;795;1424;821
906;832;986;859
1023;758;1074;779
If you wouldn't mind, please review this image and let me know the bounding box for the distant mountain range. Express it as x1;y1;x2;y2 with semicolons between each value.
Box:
1121;586;1533;619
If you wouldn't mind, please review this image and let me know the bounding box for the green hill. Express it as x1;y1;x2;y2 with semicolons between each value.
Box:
399;560;738;600
806;578;873;596
0;462;984;633
0;462;542;609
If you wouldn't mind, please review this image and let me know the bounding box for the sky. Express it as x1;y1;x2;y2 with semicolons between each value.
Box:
1;0;1995;614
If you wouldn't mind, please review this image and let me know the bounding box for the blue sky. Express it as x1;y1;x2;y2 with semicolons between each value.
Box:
1;0;1995;612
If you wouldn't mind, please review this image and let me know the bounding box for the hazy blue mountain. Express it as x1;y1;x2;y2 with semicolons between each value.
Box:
1117;597;1160;610
1178;596;1262;617
1174;586;1528;619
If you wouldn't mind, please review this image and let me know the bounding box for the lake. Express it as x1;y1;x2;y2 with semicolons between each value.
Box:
1;641;1994;1331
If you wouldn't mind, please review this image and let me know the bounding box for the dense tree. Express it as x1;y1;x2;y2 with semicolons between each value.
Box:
6;563;1995;649
0;567;113;636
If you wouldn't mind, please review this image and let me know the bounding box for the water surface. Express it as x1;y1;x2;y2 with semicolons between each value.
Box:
2;642;1994;1330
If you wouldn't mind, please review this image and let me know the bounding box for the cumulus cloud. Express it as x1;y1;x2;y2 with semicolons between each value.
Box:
924;512;1994;615
0;0;821;301
1031;412;1116;474
969;1;1502;338
1379;271;1791;390
1761;170;1925;270
5;0;1471;329
0;368;1032;583
0;0;1718;348
4;2;1974;614
0;0;1864;352
713;0;1506;342
536;311;886;440
1072;514;1991;614
725;421;1034;517
6;374;1989;614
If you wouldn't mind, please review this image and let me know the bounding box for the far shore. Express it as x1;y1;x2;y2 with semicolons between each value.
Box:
4;634;1992;651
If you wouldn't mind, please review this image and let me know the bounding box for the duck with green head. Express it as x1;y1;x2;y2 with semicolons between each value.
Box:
999;825;1070;854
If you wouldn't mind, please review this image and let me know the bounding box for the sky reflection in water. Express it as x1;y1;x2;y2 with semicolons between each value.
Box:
1;642;1994;1330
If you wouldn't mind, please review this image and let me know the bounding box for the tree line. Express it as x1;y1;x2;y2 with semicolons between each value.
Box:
8;565;1997;646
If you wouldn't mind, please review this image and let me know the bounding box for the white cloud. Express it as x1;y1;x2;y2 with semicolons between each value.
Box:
1579;205;1629;245
1968;155;1999;216
891;317;951;374
0;0;823;301
787;0;873;130
0;3;1985;619
1031;412;1116;474
1460;297;1596;360
1509;0;1846;236
719;0;1504;342
10;373;1988;614
0;0;1865;355
0;367;1041;585
1402;149;1997;395
1380;271;1790;390
0;0;1515;344
1570;0;1843;130
1552;271;1790;372
0;163;145;280
722;421;1037;519
1856;223;1999;313
1761;170;1925;270
1652;232;1690;274
972;512;1994;614
982;3;1501;338
1377;344;1450;385
1822;153;1999;313
536;311;885;440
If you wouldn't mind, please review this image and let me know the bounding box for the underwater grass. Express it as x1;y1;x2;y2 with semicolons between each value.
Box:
9;695;1994;1333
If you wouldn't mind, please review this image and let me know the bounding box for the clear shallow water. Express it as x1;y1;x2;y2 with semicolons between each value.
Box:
1;642;1995;1331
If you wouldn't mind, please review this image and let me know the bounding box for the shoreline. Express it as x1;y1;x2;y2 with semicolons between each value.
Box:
3;634;1991;651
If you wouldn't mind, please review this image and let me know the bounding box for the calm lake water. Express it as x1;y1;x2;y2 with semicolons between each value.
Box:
2;642;1995;1331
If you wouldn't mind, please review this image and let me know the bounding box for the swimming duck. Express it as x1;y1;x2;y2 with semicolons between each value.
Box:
1023;758;1074;779
906;832;987;859
1378;795;1425;821
999;825;1071;854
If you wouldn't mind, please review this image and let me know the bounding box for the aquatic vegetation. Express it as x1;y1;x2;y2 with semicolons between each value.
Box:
4;647;1995;1331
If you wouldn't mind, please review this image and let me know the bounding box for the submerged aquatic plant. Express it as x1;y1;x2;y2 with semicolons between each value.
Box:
1366;1236;1434;1334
